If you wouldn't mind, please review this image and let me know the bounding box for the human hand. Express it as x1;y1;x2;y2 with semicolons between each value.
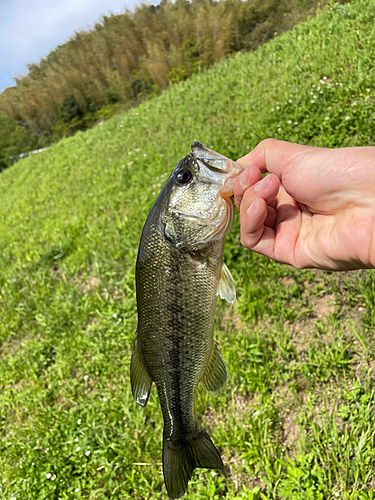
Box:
234;139;375;270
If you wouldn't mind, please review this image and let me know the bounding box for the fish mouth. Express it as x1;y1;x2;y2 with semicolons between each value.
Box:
191;142;244;198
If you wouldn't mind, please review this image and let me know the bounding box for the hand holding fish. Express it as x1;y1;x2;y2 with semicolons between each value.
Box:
234;139;375;271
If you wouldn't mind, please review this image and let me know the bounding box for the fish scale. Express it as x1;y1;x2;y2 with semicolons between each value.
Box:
137;219;221;438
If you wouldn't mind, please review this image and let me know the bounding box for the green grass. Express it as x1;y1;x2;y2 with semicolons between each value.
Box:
1;0;375;498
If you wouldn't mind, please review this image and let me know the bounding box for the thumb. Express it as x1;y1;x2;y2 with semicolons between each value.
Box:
237;139;314;180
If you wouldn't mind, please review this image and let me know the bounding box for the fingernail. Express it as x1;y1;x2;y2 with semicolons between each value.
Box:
246;200;258;214
237;169;248;188
254;176;270;192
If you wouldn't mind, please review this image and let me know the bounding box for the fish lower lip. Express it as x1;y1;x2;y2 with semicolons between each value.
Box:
220;183;235;199
219;172;241;199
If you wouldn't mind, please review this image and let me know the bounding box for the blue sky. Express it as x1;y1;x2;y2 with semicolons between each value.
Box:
0;0;140;93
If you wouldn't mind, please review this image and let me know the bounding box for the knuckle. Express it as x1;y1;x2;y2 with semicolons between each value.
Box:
240;226;262;250
240;233;250;248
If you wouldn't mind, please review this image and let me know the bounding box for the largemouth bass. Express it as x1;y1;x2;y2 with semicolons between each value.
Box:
131;142;243;498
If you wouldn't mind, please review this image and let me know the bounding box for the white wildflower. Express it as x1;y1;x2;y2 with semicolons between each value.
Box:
310;100;315;104
84;375;89;381
46;473;52;479
325;117;330;120
367;88;370;92
77;419;81;425
286;120;292;125
276;106;280;110
271;108;274;112
345;116;350;121
128;161;134;166
288;99;292;103
85;451;91;456
75;488;79;493
76;446;81;452
51;475;56;481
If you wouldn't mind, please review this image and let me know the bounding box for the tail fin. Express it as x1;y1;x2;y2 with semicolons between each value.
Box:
162;427;223;499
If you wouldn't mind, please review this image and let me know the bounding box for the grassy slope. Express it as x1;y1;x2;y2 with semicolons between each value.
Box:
1;1;375;498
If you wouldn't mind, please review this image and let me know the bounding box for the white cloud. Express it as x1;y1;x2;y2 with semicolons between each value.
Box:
0;0;140;91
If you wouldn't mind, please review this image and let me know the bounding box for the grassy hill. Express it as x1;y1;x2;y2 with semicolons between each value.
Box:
1;0;375;498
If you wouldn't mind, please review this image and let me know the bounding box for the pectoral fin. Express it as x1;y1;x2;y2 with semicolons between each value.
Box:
217;262;236;303
130;335;152;407
200;343;227;393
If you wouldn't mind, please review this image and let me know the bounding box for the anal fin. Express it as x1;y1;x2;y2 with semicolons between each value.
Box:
200;343;227;393
130;335;152;407
217;262;236;303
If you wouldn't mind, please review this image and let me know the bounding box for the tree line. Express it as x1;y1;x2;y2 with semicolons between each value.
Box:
0;0;336;168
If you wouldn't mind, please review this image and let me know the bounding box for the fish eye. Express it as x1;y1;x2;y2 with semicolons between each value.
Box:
176;169;192;184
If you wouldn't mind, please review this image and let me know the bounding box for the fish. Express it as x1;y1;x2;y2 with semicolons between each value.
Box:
130;142;244;499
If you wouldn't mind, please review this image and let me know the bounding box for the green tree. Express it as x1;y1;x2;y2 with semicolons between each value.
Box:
0;116;39;172
0;0;340;138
